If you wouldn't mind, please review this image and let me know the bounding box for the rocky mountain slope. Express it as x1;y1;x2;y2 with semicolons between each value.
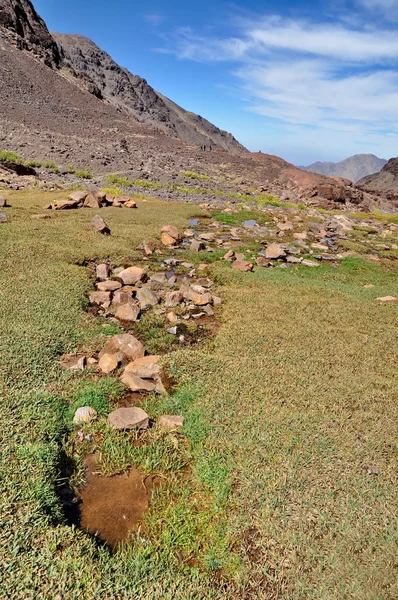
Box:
0;0;390;211
305;154;387;183
356;158;398;206
53;33;246;154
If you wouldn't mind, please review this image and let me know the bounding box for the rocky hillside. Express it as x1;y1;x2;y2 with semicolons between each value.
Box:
53;33;246;154
305;154;387;183
356;158;398;205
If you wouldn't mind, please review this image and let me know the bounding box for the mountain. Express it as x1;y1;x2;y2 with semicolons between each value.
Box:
356;158;398;206
0;0;387;211
52;33;246;154
304;154;387;183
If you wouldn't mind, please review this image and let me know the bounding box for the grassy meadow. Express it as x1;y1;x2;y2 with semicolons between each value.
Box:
0;190;397;599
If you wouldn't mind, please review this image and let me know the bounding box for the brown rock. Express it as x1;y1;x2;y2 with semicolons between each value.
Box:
107;407;149;430
301;259;320;267
158;415;184;429
99;334;145;363
277;221;293;231
161;225;180;246
91;215;110;234
118;266;146;285
84;193;101;209
136;288;158;310
89;291;112;306
115;302;141;322
232;260;254;272
31;214;51;220
256;257;272;267
124;355;160;379
69;191;88;203
265;243;286;259
120;371;156;392
286;256;303;264
165;291;183;307
181;285;212;305
96;280;122;292
376;296;398;302
199;232;216;242
53;199;80;210
212;295;222;306
61;354;86;371
0;195;7;207
0;213;8;223
109;291;134;314
184;229;195;237
73;406;97;425
224;250;235;262
96;263;111;280
293;232;308;240
190;239;205;252
98;353;119;374
140;240;156;256
124;199;137;208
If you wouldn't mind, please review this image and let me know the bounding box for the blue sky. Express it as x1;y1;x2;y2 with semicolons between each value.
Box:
34;0;398;164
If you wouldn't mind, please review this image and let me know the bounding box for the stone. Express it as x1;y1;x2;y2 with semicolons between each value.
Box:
84;193;101;209
96;263;111;280
99;334;145;363
73;406;97;425
107;407;149;430
89;291;112;306
286;256;303;264
212;295;222;306
61;354;86;371
256;257;271;267
124;355;160;379
199;232;216;242
69;191;88;203
115;302;141;322
98;353;119;374
150;272;168;285
376;296;398;302
109;291;133;313
158;415;184;429
311;243;329;251
181;285;212;305
0;195;7;207
120;372;156;392
265;243;286;259
117;266;146;285
224;250;235;262
136;288;159;310
91;215;110;234
124;199;137;208
184;229;195;237
232;260;254;272
161;225;180;246
31;214;51;220
140;240;156;256
235;253;246;261
96;280;122;292
165;290;183;307
301;259;320;268
190;239;205;252
293;232;307;240
363;284;375;289
0;213;8;223
167;311;178;323
277;221;293;231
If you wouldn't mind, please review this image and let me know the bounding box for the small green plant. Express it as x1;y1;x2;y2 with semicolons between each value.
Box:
132;178;159;190
75;169;93;180
66;165;76;174
0;150;22;163
43;161;57;170
24;159;42;168
101;186;123;197
181;170;210;181
106;174;131;187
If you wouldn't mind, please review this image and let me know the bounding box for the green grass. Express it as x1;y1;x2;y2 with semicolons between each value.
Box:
0;149;23;163
106;173;131;187
0;190;397;598
24;159;43;168
212;209;271;226
101;185;123;196
66;165;76;174
75;169;93;180
181;170;211;181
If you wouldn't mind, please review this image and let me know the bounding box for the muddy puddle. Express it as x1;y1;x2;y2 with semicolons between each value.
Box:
64;455;157;550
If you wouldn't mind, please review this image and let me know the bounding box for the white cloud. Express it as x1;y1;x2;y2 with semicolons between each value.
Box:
161;14;398;160
145;14;165;26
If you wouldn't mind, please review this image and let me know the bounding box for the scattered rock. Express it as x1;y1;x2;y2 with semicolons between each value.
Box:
286;256;303;264
124;355;160;379
69;191;88;203
0;213;8;223
139;240;156;256
136;288;159;310
165;290;183;307
265;243;286;259
190;239;205;252
232;260;254;272
84;193;101;209
97;280;122;292
73;406;97;425
181;284;212;305
115;302;141;322
124;199;137;208
118;266;146;285
91;215;110;235
301;259;320;267
107;407;149;430
98;353;119;374
96;263;111;280
120;371;156;392
224;250;235;262
158;415;184;429
256;257;272;267
99;334;145;363
161;225;180;246
61;354;86;371
89;291;112;306
376;296;398;303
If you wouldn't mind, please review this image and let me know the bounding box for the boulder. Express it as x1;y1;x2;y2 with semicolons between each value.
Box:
99;334;144;363
61;354;86;371
158;415;184;429
301;259;319;268
120;371;156;392
84;193;101;209
89;291;112;306
124;199;137;208
107;407;149;430
53;199;81;210
91;215;110;234
265;243;286;259
136;288;159;310
256;257;272;267
117;266;146;285
181;285;212;305
232;260;254;272
165;290;183;307
115;302;141;322
69;191;88;203
190;239;205;252
73;406;97;425
98;353;119;374
124;355;160;379
161;225;180;246
224;250;235;262
96;263;111;280
97;280;122;292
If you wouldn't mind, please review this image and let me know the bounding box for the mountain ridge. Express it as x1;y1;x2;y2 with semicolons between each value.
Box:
304;154;387;183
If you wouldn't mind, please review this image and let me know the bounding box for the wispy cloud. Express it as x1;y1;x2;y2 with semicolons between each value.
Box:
161;13;398;158
145;14;165;26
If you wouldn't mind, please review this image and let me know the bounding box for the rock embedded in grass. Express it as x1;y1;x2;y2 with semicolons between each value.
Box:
0;213;8;223
99;334;145;363
124;355;160;379
73;406;97;425
376;296;398;302
89;291;112;306
265;243;286;259
232;260;254;272
117;266;146;285
96;263;111;280
120;371;157;393
96;280;122;292
115;301;141;322
158;415;184;429
98;353;119;374
91;215;111;234
136;287;159;310
161;225;181;246
107;407;149;430
190;239;205;252
61;354;86;371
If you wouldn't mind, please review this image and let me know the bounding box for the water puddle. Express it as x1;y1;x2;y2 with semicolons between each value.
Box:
242;219;258;227
64;455;157;550
189;218;199;226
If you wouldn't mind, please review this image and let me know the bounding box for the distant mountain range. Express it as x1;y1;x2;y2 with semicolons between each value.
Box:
303;154;387;183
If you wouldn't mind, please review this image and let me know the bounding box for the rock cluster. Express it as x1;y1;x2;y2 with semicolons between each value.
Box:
45;190;138;210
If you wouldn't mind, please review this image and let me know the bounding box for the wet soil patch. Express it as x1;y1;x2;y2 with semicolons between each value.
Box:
66;455;157;551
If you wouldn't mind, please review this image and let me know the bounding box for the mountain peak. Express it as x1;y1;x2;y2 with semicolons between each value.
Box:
304;154;387;183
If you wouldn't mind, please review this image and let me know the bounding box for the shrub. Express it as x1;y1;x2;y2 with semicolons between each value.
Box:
106;174;131;187
181;170;210;181
75;169;93;180
66;165;76;174
0;150;22;163
101;186;123;196
24;159;42;168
